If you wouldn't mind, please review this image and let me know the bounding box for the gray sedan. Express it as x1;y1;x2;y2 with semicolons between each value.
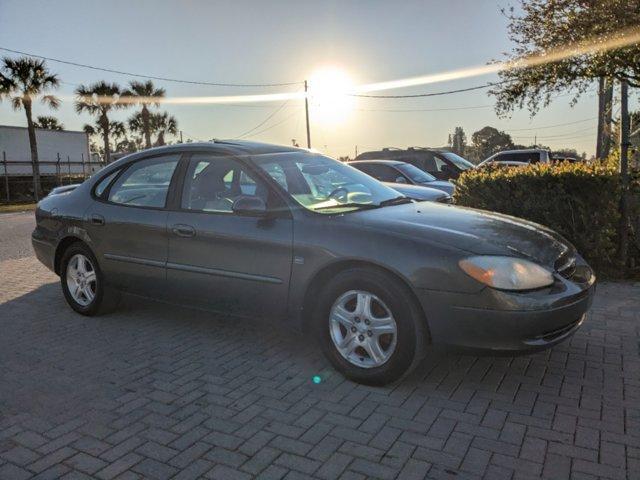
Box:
32;140;595;385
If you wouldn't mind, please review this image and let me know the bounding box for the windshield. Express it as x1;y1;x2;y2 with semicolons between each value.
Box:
253;152;403;213
395;163;436;183
439;151;475;170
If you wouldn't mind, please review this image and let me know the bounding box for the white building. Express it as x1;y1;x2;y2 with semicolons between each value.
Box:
0;125;101;176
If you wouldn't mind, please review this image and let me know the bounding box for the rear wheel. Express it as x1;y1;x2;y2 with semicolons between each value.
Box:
315;268;427;385
60;242;120;316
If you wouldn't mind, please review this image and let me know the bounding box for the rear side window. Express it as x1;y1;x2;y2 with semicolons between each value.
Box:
108;155;180;208
359;164;401;182
94;170;120;197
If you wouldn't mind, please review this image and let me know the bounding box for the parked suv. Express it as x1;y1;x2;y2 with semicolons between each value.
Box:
355;147;474;181
479;149;551;167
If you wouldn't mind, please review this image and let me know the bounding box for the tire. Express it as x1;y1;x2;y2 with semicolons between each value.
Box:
315;268;428;386
60;242;120;316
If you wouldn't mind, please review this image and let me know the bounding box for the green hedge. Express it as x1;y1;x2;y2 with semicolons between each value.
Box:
453;161;639;277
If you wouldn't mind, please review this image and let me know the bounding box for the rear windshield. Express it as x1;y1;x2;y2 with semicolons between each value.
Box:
439;152;474;170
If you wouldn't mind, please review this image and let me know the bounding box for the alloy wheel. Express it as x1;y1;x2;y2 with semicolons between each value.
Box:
329;290;398;368
66;253;97;307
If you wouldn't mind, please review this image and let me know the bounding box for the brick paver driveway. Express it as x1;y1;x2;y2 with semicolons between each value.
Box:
1;212;639;480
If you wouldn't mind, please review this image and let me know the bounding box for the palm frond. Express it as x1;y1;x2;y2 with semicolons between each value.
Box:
41;94;60;109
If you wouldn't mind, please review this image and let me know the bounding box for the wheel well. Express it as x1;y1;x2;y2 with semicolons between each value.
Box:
54;236;85;275
300;260;430;340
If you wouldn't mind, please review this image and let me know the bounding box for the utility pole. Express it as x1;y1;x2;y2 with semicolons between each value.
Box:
355;145;358;158
304;80;311;149
619;80;631;270
179;130;183;143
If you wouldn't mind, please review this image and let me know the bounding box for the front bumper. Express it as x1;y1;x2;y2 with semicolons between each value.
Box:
416;258;596;354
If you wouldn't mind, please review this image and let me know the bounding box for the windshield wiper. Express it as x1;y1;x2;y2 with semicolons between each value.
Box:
378;196;413;207
314;202;380;211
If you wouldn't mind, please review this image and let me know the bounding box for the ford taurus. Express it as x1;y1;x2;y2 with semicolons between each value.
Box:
32;140;596;385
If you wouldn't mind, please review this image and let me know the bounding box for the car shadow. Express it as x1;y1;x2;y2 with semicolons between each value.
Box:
0;280;611;424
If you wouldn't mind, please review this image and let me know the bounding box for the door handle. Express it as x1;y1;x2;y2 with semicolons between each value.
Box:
171;224;195;238
90;214;105;226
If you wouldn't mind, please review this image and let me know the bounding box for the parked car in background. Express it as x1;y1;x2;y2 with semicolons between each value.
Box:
552;156;581;163
479;149;551;167
383;182;452;203
349;160;455;195
33;140;596;385
355;147;474;181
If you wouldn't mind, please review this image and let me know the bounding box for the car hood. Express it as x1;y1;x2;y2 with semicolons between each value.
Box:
350;202;571;267
383;182;447;201
420;180;454;195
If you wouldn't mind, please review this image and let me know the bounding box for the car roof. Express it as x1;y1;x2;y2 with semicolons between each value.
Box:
110;140;306;166
493;148;549;154
349;159;405;166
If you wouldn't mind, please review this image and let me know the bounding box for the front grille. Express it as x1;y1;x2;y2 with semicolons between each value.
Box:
555;251;577;279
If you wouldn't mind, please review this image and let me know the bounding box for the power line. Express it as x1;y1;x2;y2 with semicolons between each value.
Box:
237;101;289;138
0;46;302;88
356;104;493;112
505;117;597;132
350;81;508;99
244;109;301;138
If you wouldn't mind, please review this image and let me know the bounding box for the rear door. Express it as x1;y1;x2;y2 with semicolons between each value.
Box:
86;153;181;296
166;153;293;319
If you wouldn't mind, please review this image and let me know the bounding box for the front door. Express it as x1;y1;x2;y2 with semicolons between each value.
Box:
87;154;181;296
166;153;293;319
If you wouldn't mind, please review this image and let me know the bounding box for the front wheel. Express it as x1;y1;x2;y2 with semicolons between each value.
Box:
315;268;428;385
60;242;120;316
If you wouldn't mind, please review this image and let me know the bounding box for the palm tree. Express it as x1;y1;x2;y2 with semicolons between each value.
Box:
0;57;59;200
123;80;165;149
83;120;127;156
74;81;128;164
151;112;178;146
34;115;64;130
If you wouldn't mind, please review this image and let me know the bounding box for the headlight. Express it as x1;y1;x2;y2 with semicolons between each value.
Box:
459;256;554;290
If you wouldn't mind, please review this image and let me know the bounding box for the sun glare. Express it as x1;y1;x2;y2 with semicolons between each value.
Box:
308;67;356;125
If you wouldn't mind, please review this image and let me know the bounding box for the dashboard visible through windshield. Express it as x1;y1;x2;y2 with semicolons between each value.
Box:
253;152;403;213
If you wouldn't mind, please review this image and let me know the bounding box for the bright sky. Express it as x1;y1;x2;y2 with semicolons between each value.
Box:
0;0;628;158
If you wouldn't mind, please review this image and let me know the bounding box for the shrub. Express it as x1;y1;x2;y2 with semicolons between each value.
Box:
453;161;638;276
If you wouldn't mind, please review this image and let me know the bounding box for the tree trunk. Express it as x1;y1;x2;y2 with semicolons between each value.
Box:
619;80;630;272
23;98;41;201
596;77;605;159
100;113;111;164
157;131;165;146
602;78;614;159
142;105;151;149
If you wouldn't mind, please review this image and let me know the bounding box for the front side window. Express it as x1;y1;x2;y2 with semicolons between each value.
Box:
396;163;436;184
108;155;179;208
181;154;268;213
253;152;401;214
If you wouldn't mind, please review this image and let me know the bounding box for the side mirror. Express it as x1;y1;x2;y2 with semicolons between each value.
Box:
232;195;267;217
395;176;408;184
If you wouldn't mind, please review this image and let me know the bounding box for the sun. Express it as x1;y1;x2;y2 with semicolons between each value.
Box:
307;67;356;125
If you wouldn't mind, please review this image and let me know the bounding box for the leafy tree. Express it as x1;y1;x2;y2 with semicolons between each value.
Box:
123;80;165;149
471;126;514;160
0;57;59;199
450;127;467;156
34;115;64;130
490;0;640;118
75;81;128;163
